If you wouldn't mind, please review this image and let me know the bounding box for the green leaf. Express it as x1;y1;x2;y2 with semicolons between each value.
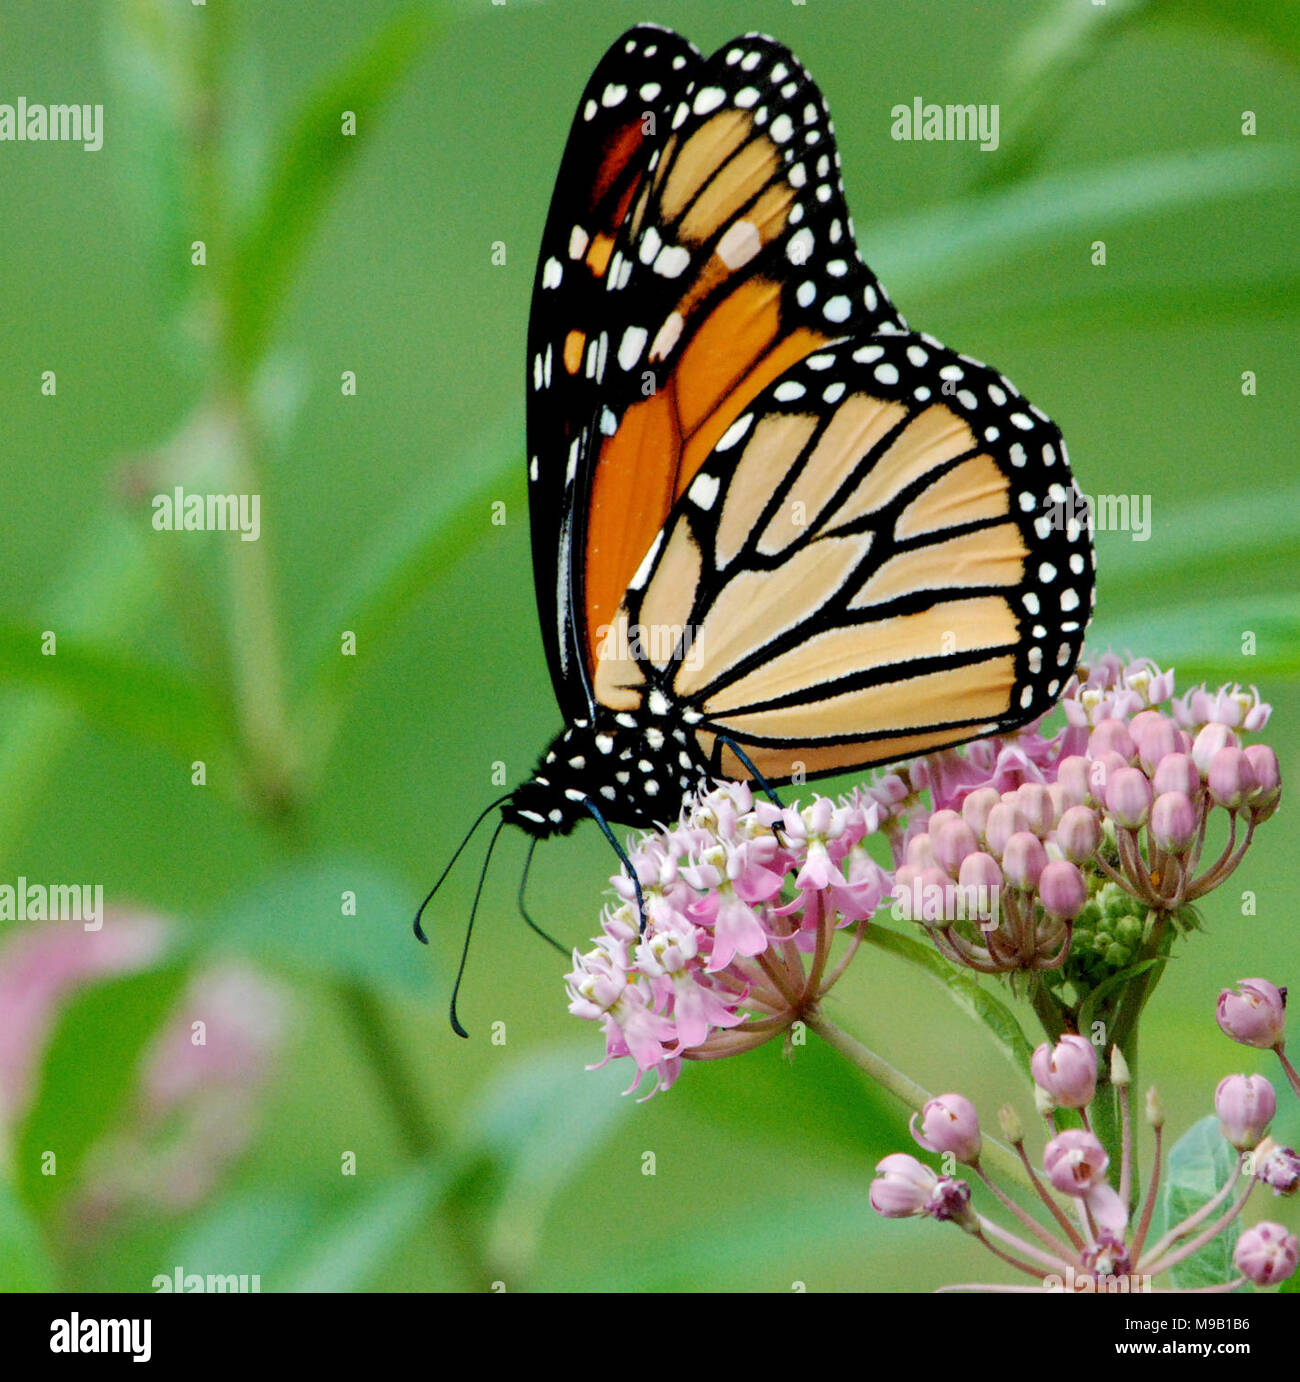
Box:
1155;1114;1242;1290
1077;959;1159;1037
102;0;197;316
0;1177;58;1290
879;146;1300;300
211;858;434;997
16;961;191;1219
295;413;520;738
551;1178;880;1292
0;621;236;766
457;1049;628;1282
1093;596;1300;682
165;1188;319;1289
276;1163;444;1292
865;926;1036;1078
226;7;436;372
1100;484;1300;605
978;1;1300;191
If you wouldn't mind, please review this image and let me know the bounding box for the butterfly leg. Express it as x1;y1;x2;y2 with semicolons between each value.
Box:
714;735;786;812
582;796;649;933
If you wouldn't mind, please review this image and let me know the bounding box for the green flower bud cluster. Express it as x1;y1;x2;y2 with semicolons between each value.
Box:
1059;881;1154;988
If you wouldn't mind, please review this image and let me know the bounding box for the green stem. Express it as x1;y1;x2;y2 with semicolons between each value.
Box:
806;1010;1029;1188
335;979;495;1290
336;979;436;1157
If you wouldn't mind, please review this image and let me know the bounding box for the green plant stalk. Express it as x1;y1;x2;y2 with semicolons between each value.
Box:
806;1010;1029;1189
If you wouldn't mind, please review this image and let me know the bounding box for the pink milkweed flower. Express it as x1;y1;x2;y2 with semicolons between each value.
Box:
568;781;889;1095
78;963;288;1221
870;1154;977;1228
1216;978;1287;1050
910;1093;982;1164
1043;1129;1110;1195
1215;1073;1275;1150
1174;682;1272;733
1233;1222;1298;1287
1251;1137;1300;1196
1032;1034;1098;1109
0;916;168;1124
871;1153;939;1217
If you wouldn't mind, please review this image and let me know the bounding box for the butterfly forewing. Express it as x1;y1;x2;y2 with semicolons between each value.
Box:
571;32;907;690
526;24;701;718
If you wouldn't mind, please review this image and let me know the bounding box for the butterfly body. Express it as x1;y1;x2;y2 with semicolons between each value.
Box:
502;703;716;838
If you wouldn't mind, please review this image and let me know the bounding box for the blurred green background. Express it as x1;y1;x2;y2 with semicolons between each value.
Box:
0;0;1297;1292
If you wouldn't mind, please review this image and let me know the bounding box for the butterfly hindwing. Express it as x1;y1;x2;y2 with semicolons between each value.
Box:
600;330;1095;782
526;24;701;717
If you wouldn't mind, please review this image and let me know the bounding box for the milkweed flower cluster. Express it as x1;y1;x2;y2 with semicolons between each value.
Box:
567;656;1282;1094
565;782;892;1095
870;1023;1300;1292
900;658;1280;980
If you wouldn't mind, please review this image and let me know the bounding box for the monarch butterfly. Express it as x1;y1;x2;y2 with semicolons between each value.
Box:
421;24;1095;1027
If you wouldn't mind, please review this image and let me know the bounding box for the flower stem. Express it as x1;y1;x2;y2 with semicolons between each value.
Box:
806;1011;1028;1187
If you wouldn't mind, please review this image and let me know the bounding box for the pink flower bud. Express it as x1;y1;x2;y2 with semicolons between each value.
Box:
1233;1222;1298;1287
1039;860;1087;920
1215;1074;1276;1150
960;787;1001;840
1151;751;1200;799
915;866;957;927
1032;1034;1098;1108
1001;831;1047;891
1016;782;1056;837
1244;745;1281;819
1217;978;1287;1049
1056;755;1092;808
905;833;938;870
1192;722;1240;778
1207;747;1257;811
958;850;1003;894
1253;1137;1300;1195
869;1153;938;1217
933;819;979;878
1088;718;1136;763
1043;1128;1110;1195
1105;766;1152;829
1055;804;1102;863
985;801;1029;856
1128;710;1177;774
1089;751;1130;799
1149;791;1198;853
911;1093;982;1163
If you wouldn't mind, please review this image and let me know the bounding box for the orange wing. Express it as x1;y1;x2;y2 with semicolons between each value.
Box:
574;34;905;678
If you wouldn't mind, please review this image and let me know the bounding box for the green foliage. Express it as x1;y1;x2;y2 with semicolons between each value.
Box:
16;963;192;1220
1155;1116;1245;1290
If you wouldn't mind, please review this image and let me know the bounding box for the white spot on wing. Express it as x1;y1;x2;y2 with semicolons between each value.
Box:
689;472;721;509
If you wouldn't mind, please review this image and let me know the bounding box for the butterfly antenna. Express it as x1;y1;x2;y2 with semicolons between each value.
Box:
413;793;512;944
448;815;508;1039
517;836;569;956
583;797;648;933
